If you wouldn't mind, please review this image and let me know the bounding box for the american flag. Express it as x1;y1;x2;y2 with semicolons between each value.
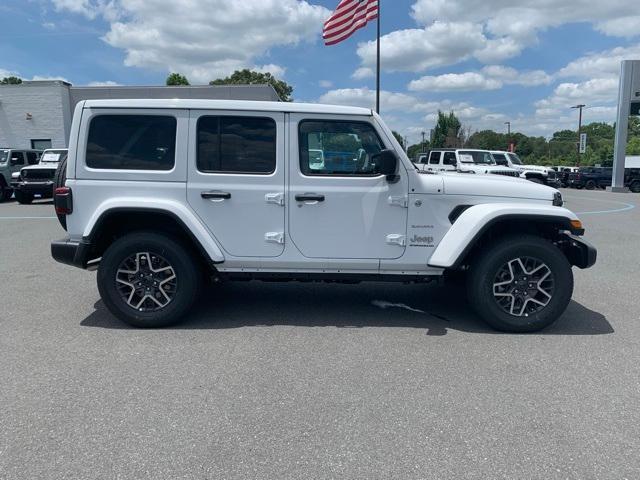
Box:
323;0;379;46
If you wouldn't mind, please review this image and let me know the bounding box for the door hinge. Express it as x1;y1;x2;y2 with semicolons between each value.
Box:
265;232;285;244
265;192;285;206
388;195;408;208
386;234;406;247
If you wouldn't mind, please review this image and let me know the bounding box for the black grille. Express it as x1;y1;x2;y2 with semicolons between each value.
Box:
22;169;55;180
547;170;557;179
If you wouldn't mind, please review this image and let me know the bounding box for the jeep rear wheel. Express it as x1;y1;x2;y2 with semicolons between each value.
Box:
467;235;573;332
630;180;640;193
97;232;200;327
585;180;596;190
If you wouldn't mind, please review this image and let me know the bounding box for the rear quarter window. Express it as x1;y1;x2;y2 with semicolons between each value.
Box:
86;115;177;170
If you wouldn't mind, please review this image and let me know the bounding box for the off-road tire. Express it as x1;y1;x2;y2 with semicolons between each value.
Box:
97;232;201;328
585;180;596;190
54;157;68;230
14;190;33;204
629;180;640;193
467;234;573;332
0;184;12;202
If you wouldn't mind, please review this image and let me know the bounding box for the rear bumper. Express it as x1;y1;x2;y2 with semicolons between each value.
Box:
562;234;597;269
51;237;93;269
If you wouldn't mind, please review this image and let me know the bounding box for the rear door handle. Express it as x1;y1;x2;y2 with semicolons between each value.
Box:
295;193;325;202
201;190;231;200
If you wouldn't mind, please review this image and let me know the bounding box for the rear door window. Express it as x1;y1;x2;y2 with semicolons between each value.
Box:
428;151;440;164
197;116;276;174
86;115;177;170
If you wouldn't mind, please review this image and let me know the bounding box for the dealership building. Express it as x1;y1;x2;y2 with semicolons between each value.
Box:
0;81;280;150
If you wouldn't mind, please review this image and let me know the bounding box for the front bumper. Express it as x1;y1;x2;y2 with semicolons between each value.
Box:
51;237;93;269
15;180;54;196
561;234;597;269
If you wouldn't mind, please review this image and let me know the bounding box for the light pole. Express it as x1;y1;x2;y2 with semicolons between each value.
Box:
421;131;426;153
571;104;586;166
504;121;511;151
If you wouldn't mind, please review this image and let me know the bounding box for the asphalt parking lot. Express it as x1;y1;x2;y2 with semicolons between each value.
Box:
1;189;639;479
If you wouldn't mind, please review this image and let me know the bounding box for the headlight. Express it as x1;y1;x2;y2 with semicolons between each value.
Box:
553;191;563;207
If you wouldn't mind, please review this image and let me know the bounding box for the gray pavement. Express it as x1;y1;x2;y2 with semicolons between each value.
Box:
0;190;639;479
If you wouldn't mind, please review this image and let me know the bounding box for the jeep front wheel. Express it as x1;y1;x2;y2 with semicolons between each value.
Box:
467;235;573;332
97;232;200;327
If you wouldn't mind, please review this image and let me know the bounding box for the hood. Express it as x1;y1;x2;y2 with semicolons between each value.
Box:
421;172;558;202
459;164;518;174
517;164;549;173
21;163;59;172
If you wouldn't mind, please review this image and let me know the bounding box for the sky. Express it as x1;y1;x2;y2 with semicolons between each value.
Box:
1;0;639;143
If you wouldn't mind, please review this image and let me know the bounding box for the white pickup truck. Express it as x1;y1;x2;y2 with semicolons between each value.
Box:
51;99;595;332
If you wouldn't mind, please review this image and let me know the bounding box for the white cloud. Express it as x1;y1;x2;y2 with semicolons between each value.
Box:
408;66;550;92
0;68;18;78
409;72;502;92
536;78;619;112
351;67;374;80
355;0;640;75
51;0;97;19
253;64;286;79
31;75;71;82
52;0;330;83
558;44;640;79
87;80;121;86
356;22;492;73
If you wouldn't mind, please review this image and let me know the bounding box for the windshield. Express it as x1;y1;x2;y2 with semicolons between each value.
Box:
40;150;67;163
507;153;522;165
0;150;8;164
459;150;494;165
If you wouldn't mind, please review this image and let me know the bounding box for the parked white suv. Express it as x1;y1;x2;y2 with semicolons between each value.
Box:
51;99;596;332
490;151;560;187
415;149;520;178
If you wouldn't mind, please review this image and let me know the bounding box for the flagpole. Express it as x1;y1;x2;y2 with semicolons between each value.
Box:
375;0;380;113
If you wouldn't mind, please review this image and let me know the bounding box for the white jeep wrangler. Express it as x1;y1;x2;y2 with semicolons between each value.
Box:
490;150;561;187
414;149;520;178
51;99;596;332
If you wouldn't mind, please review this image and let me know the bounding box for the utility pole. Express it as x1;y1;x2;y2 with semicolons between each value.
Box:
504;121;511;151
421;131;426;153
572;104;586;166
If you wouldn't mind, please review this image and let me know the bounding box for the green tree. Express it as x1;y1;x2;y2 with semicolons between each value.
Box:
0;76;22;85
165;73;190;85
210;69;293;102
392;131;404;149
407;141;429;160
627;137;640;155
431;111;462;148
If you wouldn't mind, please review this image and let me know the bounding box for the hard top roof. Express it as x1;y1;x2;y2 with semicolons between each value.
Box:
82;99;372;116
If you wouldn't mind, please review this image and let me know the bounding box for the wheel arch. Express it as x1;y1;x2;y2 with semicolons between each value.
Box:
428;204;583;269
84;206;225;268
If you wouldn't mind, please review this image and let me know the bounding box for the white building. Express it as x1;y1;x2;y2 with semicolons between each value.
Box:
0;81;280;149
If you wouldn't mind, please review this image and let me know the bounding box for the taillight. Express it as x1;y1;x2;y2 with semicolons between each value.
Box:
54;187;73;215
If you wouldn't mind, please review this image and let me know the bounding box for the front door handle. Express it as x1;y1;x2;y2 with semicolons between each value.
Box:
201;190;231;200
295;193;325;202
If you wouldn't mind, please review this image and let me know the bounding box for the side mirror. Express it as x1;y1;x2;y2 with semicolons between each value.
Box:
373;149;398;178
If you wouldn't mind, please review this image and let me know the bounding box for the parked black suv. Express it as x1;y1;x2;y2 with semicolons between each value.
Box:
568;167;612;190
569;166;640;192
